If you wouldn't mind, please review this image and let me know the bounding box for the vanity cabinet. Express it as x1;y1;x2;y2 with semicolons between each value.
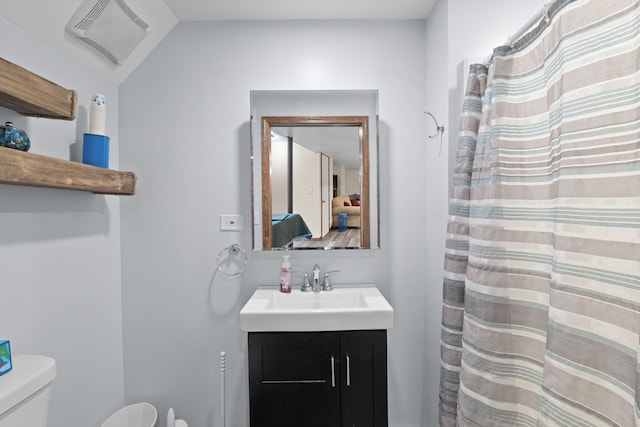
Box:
248;330;387;427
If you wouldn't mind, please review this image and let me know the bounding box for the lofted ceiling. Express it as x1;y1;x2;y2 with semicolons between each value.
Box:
0;0;435;85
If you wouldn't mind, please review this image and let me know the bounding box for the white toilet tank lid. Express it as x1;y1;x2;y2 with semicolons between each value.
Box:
0;354;56;417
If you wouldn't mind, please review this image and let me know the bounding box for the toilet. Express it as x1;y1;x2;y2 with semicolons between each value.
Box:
0;354;56;427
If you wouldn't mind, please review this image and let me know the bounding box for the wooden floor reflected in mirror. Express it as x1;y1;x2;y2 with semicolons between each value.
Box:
291;228;360;249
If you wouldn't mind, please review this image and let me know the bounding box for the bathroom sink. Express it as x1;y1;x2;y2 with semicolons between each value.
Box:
240;284;394;332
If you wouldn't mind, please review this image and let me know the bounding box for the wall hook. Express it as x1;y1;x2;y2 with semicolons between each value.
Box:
425;111;446;156
425;112;445;138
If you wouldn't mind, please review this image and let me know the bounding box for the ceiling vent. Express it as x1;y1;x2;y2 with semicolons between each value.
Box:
65;0;148;65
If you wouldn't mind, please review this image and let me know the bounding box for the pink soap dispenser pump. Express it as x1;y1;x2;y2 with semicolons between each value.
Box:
280;255;292;293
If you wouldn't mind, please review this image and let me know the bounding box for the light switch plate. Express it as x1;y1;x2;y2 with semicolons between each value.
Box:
220;214;243;231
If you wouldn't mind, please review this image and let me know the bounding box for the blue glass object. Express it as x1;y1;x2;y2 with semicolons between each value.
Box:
0;340;11;376
0;121;30;151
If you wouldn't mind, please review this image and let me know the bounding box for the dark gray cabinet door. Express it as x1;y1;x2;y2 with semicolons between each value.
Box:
249;332;340;427
248;330;387;427
340;330;388;427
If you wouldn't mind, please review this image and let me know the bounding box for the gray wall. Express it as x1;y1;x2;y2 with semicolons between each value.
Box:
0;16;125;427
119;20;428;427
423;0;449;424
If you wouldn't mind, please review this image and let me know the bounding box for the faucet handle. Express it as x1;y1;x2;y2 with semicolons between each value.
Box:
322;270;341;291
292;271;311;292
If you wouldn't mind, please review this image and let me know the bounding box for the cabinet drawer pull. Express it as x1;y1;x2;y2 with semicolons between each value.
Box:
346;354;351;387
331;356;336;388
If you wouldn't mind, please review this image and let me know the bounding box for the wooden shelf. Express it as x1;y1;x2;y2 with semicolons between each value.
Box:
0;58;77;120
0;147;136;195
0;58;137;195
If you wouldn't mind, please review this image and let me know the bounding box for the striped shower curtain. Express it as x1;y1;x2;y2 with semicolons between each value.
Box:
439;0;640;426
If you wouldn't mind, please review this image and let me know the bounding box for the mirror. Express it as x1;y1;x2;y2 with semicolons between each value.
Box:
251;90;379;251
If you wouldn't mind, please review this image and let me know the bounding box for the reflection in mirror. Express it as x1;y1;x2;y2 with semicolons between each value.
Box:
250;90;379;251
263;117;369;250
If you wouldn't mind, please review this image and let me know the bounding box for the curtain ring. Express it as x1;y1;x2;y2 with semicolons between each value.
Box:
543;2;551;23
216;244;248;278
425;111;445;139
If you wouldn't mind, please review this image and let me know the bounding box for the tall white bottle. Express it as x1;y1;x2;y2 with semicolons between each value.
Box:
280;255;291;293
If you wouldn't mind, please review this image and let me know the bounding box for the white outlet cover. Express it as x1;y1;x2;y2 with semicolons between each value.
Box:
220;214;243;231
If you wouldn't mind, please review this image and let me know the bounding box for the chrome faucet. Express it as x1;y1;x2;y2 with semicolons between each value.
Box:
312;264;321;293
300;265;340;292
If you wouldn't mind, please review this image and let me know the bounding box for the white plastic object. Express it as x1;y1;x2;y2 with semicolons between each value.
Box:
100;402;157;427
220;351;226;427
65;0;148;65
0;354;56;427
167;408;187;427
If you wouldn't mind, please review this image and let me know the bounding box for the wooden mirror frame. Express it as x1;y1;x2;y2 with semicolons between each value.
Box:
261;116;370;250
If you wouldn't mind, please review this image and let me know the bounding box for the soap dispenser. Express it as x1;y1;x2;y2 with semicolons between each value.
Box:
280;255;291;293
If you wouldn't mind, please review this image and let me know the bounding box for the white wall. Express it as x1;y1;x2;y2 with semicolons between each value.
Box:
119;20;427;427
423;0;449;424
344;169;360;196
270;139;288;214
292;143;321;238
0;16;125;427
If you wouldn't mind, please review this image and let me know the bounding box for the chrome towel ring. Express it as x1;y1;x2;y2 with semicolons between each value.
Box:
216;244;248;278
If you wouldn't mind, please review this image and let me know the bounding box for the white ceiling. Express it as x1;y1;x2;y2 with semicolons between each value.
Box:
163;0;435;21
273;126;361;169
0;0;436;85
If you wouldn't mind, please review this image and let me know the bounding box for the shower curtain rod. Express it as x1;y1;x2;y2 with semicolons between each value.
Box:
506;1;553;45
483;1;553;64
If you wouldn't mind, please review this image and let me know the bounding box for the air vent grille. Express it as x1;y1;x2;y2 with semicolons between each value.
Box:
74;0;110;31
65;0;148;66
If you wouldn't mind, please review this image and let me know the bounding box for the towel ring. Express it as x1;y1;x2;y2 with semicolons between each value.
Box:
216;244;248;278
